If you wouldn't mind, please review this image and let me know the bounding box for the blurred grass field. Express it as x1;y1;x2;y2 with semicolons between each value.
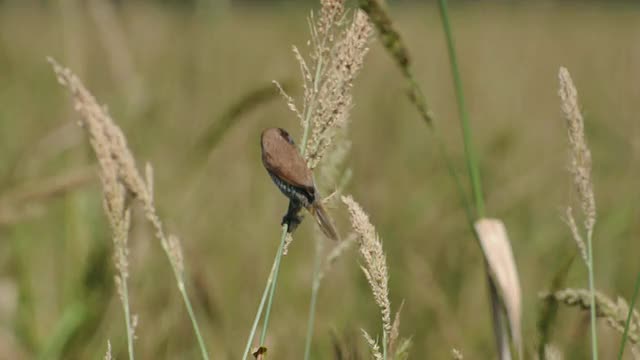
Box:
1;1;640;358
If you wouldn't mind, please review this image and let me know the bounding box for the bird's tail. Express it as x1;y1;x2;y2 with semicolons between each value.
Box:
309;201;340;241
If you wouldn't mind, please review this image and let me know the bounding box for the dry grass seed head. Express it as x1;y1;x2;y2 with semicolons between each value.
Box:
389;300;404;352
282;232;295;256
361;329;383;360
563;206;588;263
276;1;371;172
316;129;351;195
306;10;372;169
104;341;112;360
558;67;596;236
541;345;563;360
541;288;640;345
451;348;464;360
49;58;149;203
341;195;391;335
49;57;186;280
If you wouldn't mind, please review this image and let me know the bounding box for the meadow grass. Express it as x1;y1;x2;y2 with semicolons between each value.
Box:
0;2;639;358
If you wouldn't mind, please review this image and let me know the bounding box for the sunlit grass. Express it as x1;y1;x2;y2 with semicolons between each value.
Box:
0;2;638;358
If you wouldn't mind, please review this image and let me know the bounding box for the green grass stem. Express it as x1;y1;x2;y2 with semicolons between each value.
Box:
383;331;388;360
437;0;485;218
242;255;276;360
357;0;475;225
259;225;288;346
586;229;598;360
242;224;288;359
617;270;640;359
175;278;209;360
303;237;323;360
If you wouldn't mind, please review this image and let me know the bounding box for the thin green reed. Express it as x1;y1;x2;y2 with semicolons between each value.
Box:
303;236;324;360
357;0;474;224
618;271;640;359
436;0;485;218
359;0;519;357
434;2;521;359
357;0;493;357
246;20;326;354
242;225;288;360
259;226;289;346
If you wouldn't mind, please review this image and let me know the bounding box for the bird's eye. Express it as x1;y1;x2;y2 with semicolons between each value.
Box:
279;128;295;145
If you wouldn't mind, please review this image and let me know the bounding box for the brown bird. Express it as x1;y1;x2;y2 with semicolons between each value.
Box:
261;127;339;241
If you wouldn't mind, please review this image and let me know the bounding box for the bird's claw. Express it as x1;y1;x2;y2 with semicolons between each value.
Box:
282;212;303;232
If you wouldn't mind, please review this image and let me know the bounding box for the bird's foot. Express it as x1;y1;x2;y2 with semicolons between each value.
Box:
282;212;304;233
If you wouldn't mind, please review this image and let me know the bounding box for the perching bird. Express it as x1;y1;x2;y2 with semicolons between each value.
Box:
261;127;339;241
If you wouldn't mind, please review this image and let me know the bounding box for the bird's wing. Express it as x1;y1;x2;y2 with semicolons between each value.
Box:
262;136;315;191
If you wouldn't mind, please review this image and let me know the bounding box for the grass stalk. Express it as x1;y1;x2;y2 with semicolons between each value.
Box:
254;47;324;350
145;211;210;360
357;0;475;224
300;57;325;157
259;225;289;346
558;66;599;359
303;237;323;360
586;229;598;360
435;2;524;359
383;331;388;360
121;279;135;360
242;224;288;359
49;58;211;360
618;270;640;359
174;274;209;360
299;24;331;359
242;254;277;359
436;0;485;218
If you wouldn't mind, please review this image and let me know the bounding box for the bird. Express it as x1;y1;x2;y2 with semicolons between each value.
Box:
261;127;339;241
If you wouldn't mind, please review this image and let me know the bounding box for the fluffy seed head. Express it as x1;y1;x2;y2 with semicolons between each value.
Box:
342;195;391;336
558;67;596;236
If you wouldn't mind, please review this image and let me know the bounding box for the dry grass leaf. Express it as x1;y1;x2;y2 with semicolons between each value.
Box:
475;218;522;358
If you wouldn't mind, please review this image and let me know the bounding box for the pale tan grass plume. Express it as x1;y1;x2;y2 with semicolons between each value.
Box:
541;289;640;348
342;195;391;334
452;348;464;360
558;66;599;359
49;57;138;357
49;57;209;359
361;329;383;360
341;194;406;358
276;0;372;169
49;56;187;298
558;67;596;259
104;341;112;360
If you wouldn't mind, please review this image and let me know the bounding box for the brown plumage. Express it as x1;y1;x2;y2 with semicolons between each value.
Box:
261;128;339;241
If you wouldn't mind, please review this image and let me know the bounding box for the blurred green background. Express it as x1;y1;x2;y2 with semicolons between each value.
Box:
0;0;639;359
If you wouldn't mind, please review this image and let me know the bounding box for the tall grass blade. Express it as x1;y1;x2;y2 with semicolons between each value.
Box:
356;0;474;224
436;0;484;218
303;236;323;360
618;271;640;359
